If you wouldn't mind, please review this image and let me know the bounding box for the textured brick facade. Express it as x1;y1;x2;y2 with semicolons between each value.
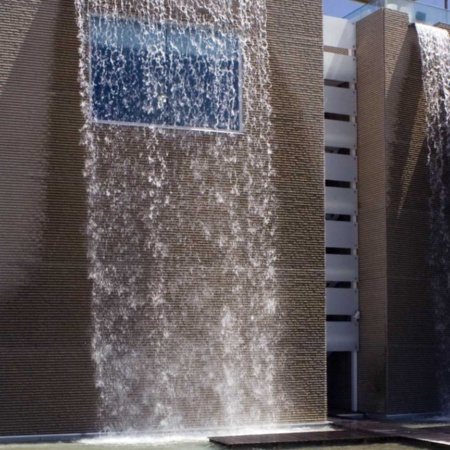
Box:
267;0;326;423
0;0;325;435
357;9;439;415
0;0;97;435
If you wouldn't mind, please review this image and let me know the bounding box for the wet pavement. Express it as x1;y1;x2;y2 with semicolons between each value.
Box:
209;417;450;447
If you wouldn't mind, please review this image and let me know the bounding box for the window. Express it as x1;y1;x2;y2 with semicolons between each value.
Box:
90;16;241;132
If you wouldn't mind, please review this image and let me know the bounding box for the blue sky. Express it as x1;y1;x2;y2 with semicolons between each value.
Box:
323;0;447;18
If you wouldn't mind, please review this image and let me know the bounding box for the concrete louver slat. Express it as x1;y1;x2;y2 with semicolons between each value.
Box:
325;119;357;149
323;16;356;50
324;52;356;83
326;220;358;249
326;287;358;316
324;85;357;116
325;153;357;183
325;186;358;216
327;322;359;352
326;254;358;282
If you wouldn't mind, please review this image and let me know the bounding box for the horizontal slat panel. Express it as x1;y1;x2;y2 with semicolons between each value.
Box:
326;254;358;282
325;119;357;149
326;288;358;315
325;187;357;216
323;16;356;49
324;52;356;83
324;86;357;116
327;322;359;352
325;153;357;182
326;220;358;249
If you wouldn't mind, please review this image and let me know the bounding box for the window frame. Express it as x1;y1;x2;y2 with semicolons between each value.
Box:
88;14;244;134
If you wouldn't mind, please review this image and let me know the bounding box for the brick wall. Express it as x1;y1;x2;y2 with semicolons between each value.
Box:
0;0;325;434
267;0;326;423
0;0;97;435
357;9;439;415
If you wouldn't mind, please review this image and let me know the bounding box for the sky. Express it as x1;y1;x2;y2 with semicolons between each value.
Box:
323;0;447;18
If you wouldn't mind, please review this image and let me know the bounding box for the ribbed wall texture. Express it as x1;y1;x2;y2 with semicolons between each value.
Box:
0;0;98;435
0;0;325;435
357;9;439;415
357;10;388;415
267;0;326;422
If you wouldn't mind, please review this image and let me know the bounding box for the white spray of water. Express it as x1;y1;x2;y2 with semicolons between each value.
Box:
75;0;281;432
417;23;450;413
79;425;334;447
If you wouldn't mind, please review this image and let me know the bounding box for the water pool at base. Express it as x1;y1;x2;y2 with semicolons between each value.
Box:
0;440;442;450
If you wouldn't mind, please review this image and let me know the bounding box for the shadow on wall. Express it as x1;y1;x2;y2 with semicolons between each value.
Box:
0;0;97;435
385;24;439;414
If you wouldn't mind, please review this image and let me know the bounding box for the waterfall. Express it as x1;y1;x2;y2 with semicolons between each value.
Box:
75;0;281;432
417;23;450;413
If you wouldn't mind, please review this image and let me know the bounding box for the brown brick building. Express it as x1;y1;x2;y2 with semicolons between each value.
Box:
0;0;444;437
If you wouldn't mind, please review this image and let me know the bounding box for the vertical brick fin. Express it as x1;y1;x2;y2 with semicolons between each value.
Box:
267;0;326;422
358;8;440;416
384;11;439;415
356;9;388;415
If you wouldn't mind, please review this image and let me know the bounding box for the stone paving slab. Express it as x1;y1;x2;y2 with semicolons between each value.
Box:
209;429;395;447
332;417;406;432
209;418;450;447
335;418;450;447
396;428;450;446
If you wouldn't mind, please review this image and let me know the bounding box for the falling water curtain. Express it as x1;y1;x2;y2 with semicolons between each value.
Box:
75;0;283;431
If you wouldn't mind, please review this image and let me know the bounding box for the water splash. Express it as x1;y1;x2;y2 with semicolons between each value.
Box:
79;425;334;447
417;23;450;413
75;0;280;432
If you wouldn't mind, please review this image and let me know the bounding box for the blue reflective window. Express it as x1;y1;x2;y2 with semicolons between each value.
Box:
90;16;241;131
